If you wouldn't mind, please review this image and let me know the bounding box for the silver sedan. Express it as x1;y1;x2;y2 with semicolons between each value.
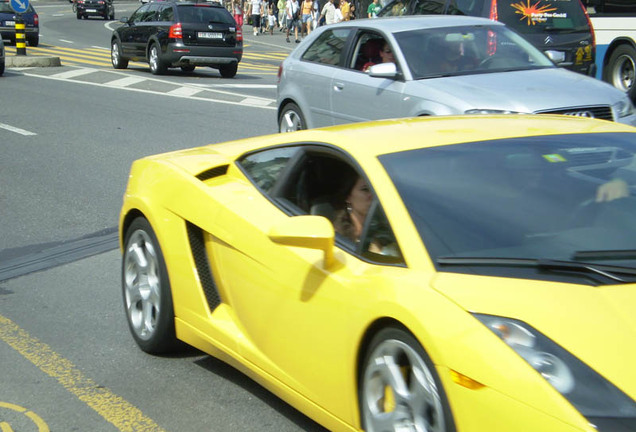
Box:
277;16;636;132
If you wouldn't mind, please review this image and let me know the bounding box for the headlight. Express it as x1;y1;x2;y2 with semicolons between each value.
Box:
474;314;636;419
613;96;635;118
464;109;521;115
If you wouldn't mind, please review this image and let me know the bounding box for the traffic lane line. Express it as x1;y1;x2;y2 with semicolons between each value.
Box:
0;401;50;432
0;123;37;136
0;315;168;432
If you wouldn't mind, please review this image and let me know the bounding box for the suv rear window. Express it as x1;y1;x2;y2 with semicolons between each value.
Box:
176;5;235;24
495;0;591;34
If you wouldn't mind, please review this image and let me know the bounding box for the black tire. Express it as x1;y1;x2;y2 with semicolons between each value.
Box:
0;60;4;77
359;326;456;432
149;43;166;75
28;35;38;47
122;217;179;354
181;65;196;73
111;39;128;69
278;102;306;133
76;11;82;19
605;44;636;101
219;63;237;78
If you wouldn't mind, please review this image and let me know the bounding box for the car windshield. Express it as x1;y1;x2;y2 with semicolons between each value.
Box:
380;132;636;268
393;24;554;79
176;4;234;24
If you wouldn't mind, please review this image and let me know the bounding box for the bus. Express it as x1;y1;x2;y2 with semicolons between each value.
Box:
583;0;636;101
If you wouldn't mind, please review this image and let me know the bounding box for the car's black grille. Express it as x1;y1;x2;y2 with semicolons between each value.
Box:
186;221;221;312
536;106;614;121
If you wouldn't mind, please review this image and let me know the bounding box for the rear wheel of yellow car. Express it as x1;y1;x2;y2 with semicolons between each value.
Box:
360;327;455;432
122;217;178;354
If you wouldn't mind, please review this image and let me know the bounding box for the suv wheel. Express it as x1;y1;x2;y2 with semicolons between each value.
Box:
28;35;38;47
149;44;167;75
111;40;128;69
219;63;238;78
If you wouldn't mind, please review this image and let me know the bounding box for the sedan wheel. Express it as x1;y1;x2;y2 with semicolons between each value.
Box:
122;217;178;354
278;102;306;133
360;327;455;432
111;40;128;69
149;44;166;75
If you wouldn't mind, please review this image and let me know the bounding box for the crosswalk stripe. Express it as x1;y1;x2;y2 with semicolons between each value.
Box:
105;76;147;87
50;67;96;79
167;86;204;96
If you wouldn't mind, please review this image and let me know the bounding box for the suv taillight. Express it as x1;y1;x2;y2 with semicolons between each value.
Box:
169;22;183;39
34;14;39;26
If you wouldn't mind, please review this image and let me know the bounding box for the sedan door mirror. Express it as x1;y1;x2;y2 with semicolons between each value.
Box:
119;16;129;23
268;215;335;268
368;62;399;79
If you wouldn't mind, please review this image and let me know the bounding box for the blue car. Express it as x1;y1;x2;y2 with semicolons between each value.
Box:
0;0;39;47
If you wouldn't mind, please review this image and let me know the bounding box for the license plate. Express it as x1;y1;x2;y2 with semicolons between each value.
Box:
86;8;97;12
5;21;15;26
198;32;223;39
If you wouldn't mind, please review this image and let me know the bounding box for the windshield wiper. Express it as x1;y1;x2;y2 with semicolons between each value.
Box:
572;250;636;261
437;256;636;283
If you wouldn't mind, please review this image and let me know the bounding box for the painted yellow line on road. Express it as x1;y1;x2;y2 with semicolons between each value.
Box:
0;402;49;432
0;315;168;432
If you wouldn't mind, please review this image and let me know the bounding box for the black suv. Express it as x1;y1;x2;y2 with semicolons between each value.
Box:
111;1;242;77
377;0;596;76
76;0;115;20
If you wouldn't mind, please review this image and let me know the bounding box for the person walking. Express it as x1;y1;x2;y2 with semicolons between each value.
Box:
300;0;313;37
286;0;301;43
367;0;381;18
267;1;276;35
232;0;243;28
319;0;336;25
278;0;287;30
249;0;263;35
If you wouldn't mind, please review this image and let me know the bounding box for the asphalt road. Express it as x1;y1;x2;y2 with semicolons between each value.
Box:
0;5;330;431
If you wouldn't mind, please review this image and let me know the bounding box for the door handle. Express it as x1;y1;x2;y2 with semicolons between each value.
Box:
333;82;344;91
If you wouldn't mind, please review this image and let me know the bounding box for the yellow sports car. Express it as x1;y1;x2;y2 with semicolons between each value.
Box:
119;115;636;432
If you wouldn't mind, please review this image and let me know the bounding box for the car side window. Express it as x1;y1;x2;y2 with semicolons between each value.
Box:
159;5;174;22
360;202;404;264
130;4;149;23
350;32;389;71
301;29;352;66
238;147;301;194
143;3;160;21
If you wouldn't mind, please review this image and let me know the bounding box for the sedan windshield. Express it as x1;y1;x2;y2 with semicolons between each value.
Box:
393;25;554;79
380;133;636;268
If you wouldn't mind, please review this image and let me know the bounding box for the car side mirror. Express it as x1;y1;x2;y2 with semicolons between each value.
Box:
120;16;128;23
368;62;399;79
268;215;335;268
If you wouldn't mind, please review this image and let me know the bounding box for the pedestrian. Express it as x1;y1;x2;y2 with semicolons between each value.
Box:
311;0;319;29
267;2;276;35
334;0;343;22
286;0;301;43
340;0;351;21
249;0;263;36
301;0;313;37
232;0;243;27
319;0;336;25
367;0;381;18
278;0;287;30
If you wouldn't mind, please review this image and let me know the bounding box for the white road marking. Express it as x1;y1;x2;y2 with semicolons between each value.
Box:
50;68;96;79
105;76;146;87
59;39;74;44
191;83;277;89
240;97;273;106
167;87;203;97
0;123;37;136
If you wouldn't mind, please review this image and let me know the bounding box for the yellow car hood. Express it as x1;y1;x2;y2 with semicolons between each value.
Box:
433;272;636;399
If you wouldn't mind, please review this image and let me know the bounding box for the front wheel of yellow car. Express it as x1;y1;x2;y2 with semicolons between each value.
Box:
122;217;178;354
360;327;455;432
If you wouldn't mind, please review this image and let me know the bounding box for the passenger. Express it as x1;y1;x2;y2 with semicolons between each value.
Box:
363;40;395;72
333;174;373;243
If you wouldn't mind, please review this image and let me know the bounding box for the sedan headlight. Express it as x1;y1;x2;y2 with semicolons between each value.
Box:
613;96;635;118
474;314;636;419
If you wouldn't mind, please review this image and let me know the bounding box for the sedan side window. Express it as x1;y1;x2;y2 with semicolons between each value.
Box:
238;147;301;193
301;29;352;66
